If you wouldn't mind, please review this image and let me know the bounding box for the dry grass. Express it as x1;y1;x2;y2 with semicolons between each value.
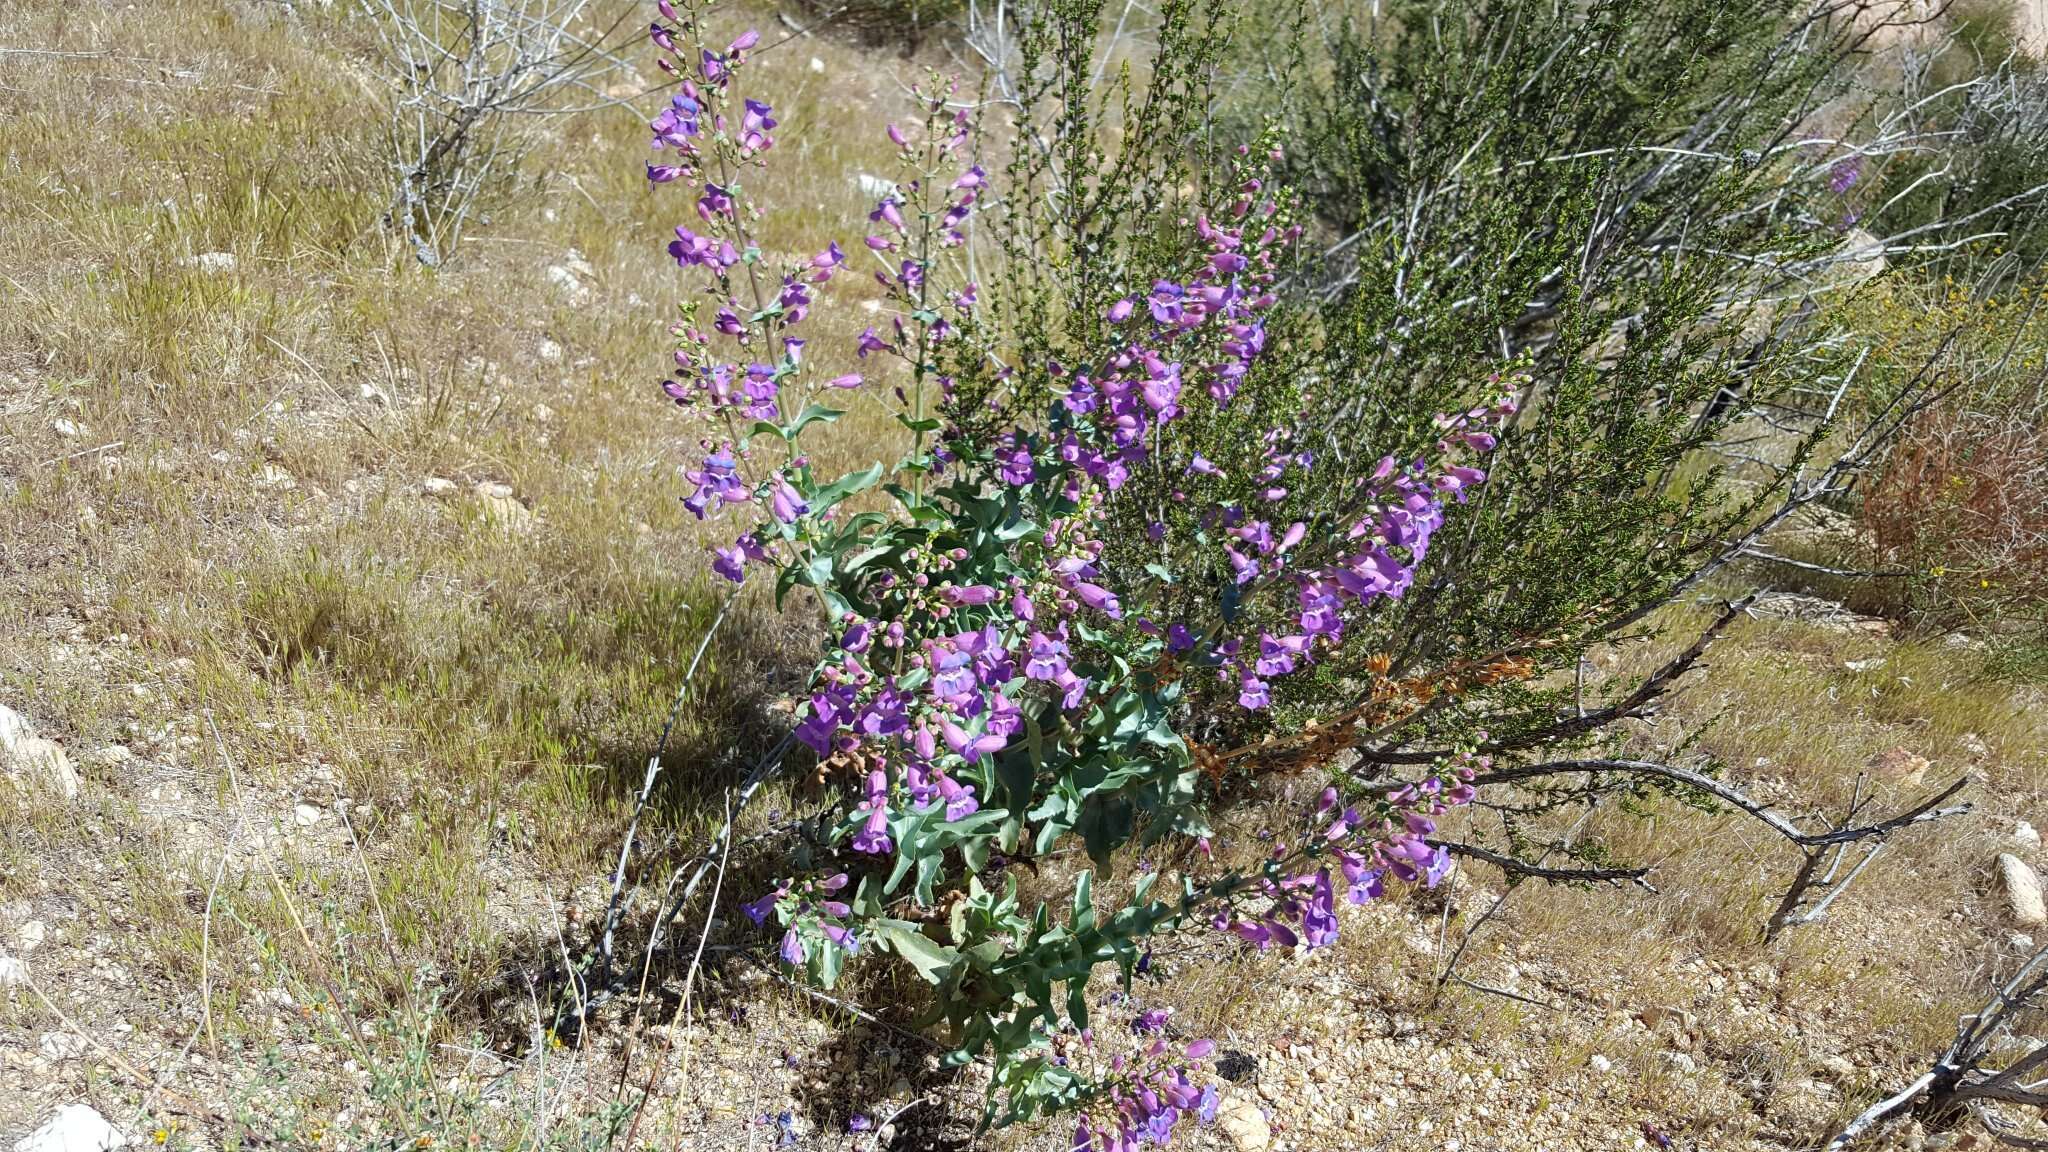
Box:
1;2;2044;1150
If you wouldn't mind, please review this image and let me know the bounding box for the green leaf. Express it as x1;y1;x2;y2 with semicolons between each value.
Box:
871;919;960;984
811;463;883;512
784;404;844;440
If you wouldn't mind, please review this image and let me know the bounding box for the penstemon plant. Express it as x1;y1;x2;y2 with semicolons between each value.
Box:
640;2;1511;1143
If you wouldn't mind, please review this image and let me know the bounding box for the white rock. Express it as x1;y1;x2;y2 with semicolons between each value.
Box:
544;266;591;305
1658;1050;1698;1074
421;476;457;497
178;251;237;273
1588;1054;1613;1073
1216;1095;1270;1151
2000;853;2047;926
357;381;392;406
3;733;79;801
2015;933;2037;951
38;1032;86;1061
2017;822;2042;849
12;1104;126;1152
1844;657;1887;672
1963;733;1992;758
253;464;296;492
0;953;25;986
52;419;86;439
538;338;565;364
809;56;825;72
81;746;134;771
473;482;533;532
17;920;46;952
0;703;31;749
293;803;323;828
530;402;556;423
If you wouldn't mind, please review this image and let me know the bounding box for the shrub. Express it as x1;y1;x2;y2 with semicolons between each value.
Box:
626;0;1997;1144
637;0;1517;1141
1857;278;2048;642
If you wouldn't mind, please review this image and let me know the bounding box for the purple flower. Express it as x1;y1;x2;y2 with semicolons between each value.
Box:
647;163;684;183
856;327;890;358
1302;870;1339;949
826;373;863;389
1237;676;1270;710
1071;582;1122;618
1024;631;1070;681
936;773;979;820
1423;845;1454;888
1133;1008;1170;1033
769;477;807;523
697;182;734;221
780;928;807;966
740;99;778;152
852;803;892;854
848;1115;873;1133
1828;156;1861;194
743;888;781;926
728;28;760;53
943;584;1000;606
810;241;846;282
1107;297;1135;324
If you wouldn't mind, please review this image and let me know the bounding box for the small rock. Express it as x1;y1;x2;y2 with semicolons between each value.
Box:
544;265;591;305
2015;933;2037;950
531;402;556;423
1657;1051;1697;1075
52;419;86;439
17;921;46;952
81;746;134;771
538;338;564;364
1216;1095;1269;1151
178;251;237;274
3;737;79;799
12;1104;125;1151
1999;853;2047;926
1844;657;1887;672
293;803;323;828
357;381;392;406
253;464;296;492
2017;822;2041;849
0;954;25;987
1868;747;1930;787
421;476;457;497
38;1032;86;1061
1588;1054;1613;1073
809;56;825;72
474;482;533;532
1962;733;1991;758
1820;1054;1856;1080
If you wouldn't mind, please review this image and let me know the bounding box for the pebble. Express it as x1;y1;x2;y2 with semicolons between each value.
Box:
253;463;296;492
0;953;25;987
1;705;79;800
178;251;237;273
1868;747;1929;787
2017;822;2041;849
1588;1054;1613;1073
1999;853;2046;926
293;803;323;828
1217;1095;1270;1150
474;482;534;532
12;1104;125;1151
